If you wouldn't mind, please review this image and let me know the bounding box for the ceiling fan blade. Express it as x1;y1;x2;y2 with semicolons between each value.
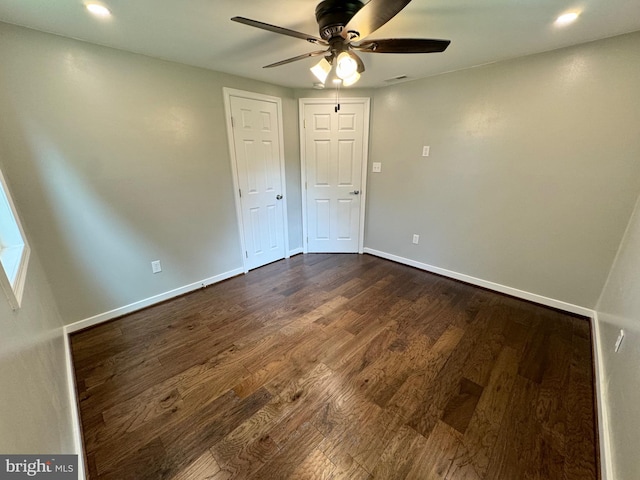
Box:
354;38;451;53
342;0;413;41
263;50;328;68
231;17;328;46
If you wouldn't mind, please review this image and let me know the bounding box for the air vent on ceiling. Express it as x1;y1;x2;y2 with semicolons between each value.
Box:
384;75;408;83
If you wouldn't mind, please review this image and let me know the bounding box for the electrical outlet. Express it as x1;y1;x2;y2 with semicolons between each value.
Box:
151;260;162;274
422;146;430;157
614;329;625;352
412;234;420;244
372;162;382;173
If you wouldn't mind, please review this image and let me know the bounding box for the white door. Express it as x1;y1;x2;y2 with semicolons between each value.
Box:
225;89;288;271
301;98;370;253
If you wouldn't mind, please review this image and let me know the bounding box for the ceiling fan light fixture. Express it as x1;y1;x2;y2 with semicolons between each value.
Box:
342;71;360;87
335;52;358;80
232;0;452;87
310;57;332;83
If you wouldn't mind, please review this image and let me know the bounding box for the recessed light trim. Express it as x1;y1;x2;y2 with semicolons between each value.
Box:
555;11;580;26
86;3;111;17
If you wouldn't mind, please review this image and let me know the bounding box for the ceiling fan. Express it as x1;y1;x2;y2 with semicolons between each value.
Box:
231;0;450;87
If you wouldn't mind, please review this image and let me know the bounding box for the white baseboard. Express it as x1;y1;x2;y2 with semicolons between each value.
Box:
590;312;613;480
61;267;244;477
65;268;244;333
63;332;86;480
62;250;611;479
364;247;611;478
363;248;593;317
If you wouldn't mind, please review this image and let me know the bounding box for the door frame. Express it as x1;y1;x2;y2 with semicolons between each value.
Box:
223;88;290;273
299;97;371;254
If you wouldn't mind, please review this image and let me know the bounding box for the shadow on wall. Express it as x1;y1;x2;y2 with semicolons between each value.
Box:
0;94;240;321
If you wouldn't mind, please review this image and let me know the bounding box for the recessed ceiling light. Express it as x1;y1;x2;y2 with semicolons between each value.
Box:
555;12;580;26
86;3;111;17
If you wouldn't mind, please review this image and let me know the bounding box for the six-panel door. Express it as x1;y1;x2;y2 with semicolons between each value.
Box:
303;101;366;253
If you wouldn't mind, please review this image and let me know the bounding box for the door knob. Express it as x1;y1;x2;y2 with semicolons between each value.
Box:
276;194;283;200
349;190;360;195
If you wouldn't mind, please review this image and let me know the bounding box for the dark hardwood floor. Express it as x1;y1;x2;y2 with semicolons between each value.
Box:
70;253;599;480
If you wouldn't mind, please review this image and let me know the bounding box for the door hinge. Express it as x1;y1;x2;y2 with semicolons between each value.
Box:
305;181;307;190
245;251;248;258
239;188;242;198
231;116;235;128
303;119;306;129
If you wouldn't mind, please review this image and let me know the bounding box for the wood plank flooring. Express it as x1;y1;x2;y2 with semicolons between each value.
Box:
70;253;599;480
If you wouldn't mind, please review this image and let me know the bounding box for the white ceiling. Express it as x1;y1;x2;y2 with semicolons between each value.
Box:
0;0;638;89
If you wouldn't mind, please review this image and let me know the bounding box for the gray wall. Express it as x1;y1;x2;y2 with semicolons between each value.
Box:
3;21;638;318
0;22;302;324
0;173;76;453
365;32;640;308
596;192;640;480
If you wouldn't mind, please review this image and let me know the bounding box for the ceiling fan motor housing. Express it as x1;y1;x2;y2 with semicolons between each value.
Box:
315;0;364;40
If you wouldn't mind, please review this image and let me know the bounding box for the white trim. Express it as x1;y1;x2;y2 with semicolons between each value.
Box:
358;99;370;255
363;248;593;317
288;247;304;256
65;268;243;333
590;311;614;480
223;88;290;274
299;99;308;254
63;331;86;480
222;89;248;273
299;97;370;254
